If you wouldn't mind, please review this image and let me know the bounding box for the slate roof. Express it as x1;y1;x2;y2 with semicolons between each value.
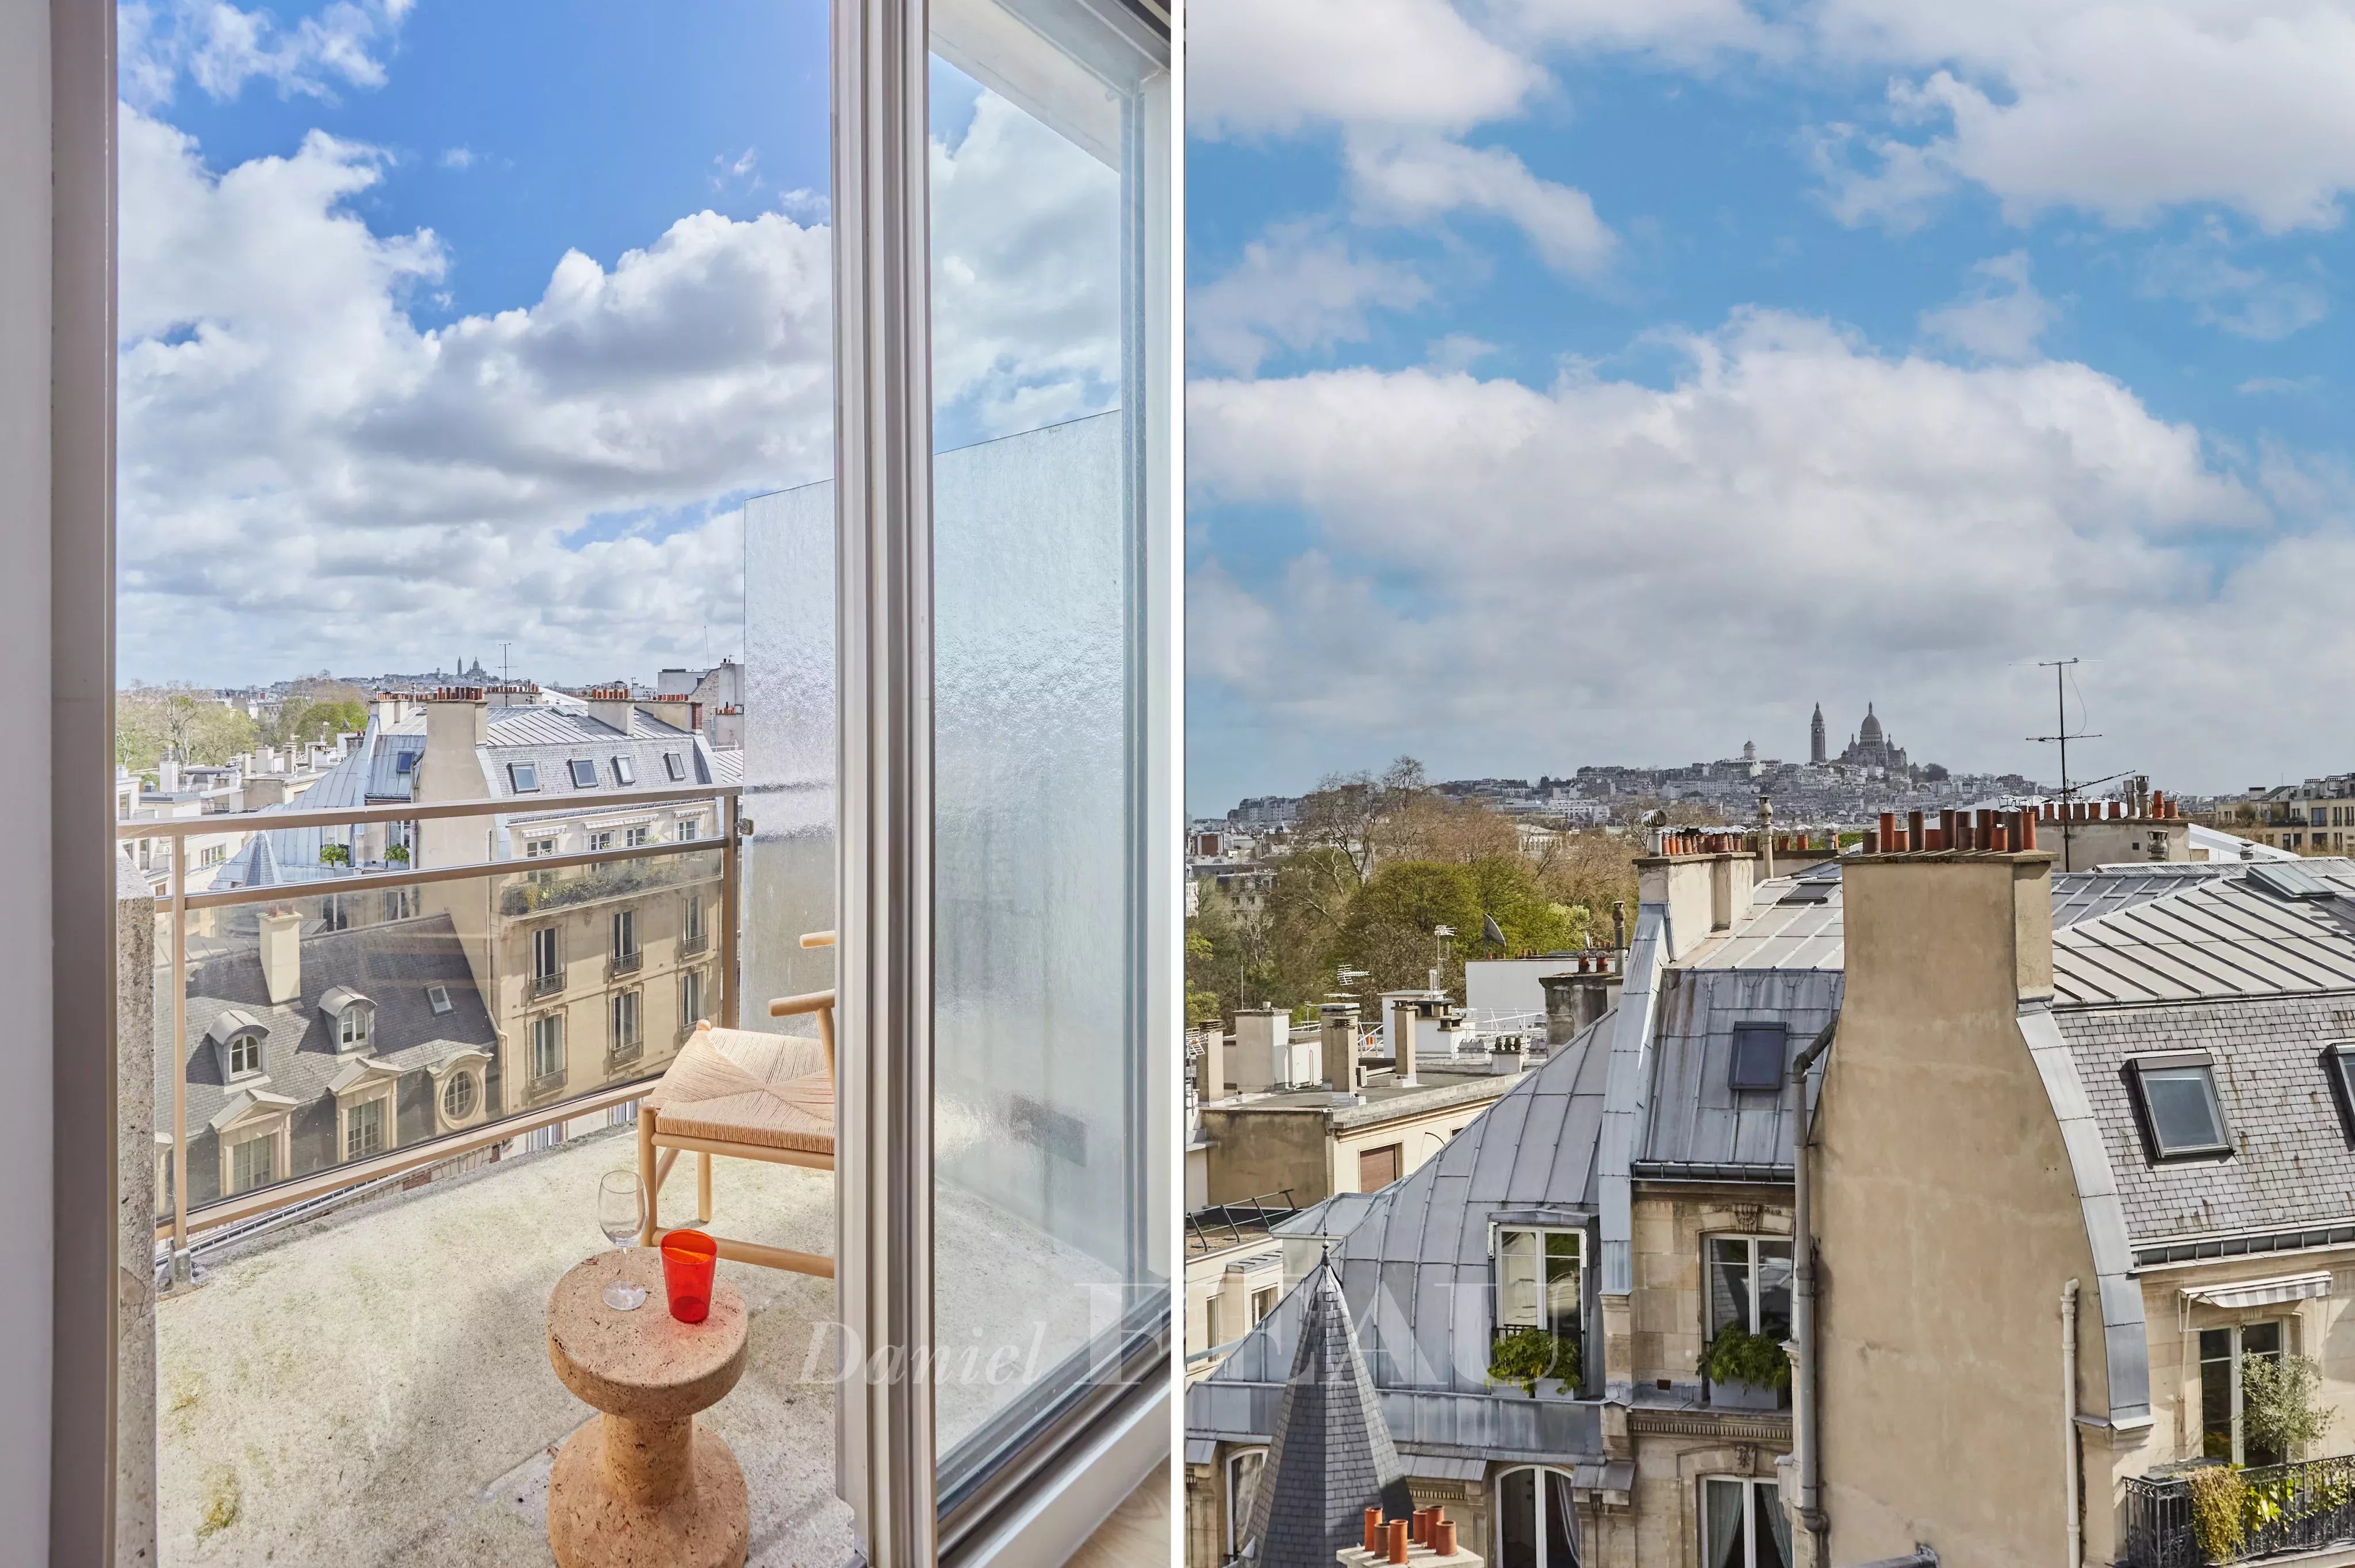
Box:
1238;1263;1412;1567
1633;967;1837;1175
161;912;498;1136
1192;1016;1613;1466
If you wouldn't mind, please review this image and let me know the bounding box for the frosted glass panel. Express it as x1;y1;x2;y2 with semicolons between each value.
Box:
929;31;1155;1481
742;480;837;1026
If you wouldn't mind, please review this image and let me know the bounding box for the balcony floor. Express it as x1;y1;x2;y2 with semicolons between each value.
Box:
157;1115;1129;1566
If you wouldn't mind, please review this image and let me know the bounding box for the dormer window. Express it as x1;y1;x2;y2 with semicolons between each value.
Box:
2127;1052;2233;1162
508;762;539;793
394;750;417;775
612;756;635;786
229;1032;263;1078
321;986;375;1053
663;751;686;781
569;758;598;788
1728;1022;1787;1092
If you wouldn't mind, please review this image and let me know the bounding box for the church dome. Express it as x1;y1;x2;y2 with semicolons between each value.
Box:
1859;704;1883;744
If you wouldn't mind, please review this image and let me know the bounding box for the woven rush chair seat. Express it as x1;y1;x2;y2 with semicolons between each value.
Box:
645;1025;834;1156
638;932;837;1279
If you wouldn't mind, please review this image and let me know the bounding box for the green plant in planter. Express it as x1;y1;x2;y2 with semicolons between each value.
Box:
384;843;410;865
319;843;351;867
1701;1324;1791;1392
2188;1466;2250;1564
2243;1353;2334;1462
1487;1329;1580;1396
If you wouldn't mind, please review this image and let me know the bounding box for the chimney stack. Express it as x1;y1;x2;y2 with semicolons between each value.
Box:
586;683;636;736
257;909;302;1005
1196;1026;1225;1102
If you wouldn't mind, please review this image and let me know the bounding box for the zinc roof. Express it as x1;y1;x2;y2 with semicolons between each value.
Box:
1633;967;1838;1173
2053;862;2355;1006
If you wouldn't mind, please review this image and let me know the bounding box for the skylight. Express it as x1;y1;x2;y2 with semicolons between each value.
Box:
2325;1042;2355;1143
663;752;686;781
427;983;452;1016
568;758;598;788
612;756;635;786
2250;862;2334;901
393;751;417;775
508;762;539;793
2130;1057;2233;1160
1728;1022;1787;1092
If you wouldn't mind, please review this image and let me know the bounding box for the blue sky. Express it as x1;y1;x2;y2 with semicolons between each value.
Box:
1183;0;2355;812
114;0;1113;694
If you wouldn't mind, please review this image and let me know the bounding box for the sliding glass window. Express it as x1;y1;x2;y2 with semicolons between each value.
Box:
927;0;1171;1518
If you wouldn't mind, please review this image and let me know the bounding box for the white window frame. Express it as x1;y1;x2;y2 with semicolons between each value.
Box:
676;815;699;841
661;751;685;781
508;762;539;793
1494;1465;1580;1568
624;824;650;848
611;989;642;1054
531;1013;565;1085
612;909;636;958
567;758;597;788
1705;1234;1794;1340
227;1031;263;1079
611;756;635;786
337;1005;370;1051
1495;1224;1583;1339
588;829;614;852
1699;1475;1789;1568
439;1070;478;1125
681;968;706;1028
2200;1320;2290;1466
524;836;557;858
228;1131;277;1196
426;983;452;1015
531;926;561;981
342;1094;388;1162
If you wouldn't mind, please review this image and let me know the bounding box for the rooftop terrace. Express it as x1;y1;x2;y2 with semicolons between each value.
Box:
155;1119;1123;1566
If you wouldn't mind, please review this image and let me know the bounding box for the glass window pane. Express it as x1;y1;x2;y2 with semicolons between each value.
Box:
1702;1477;1746;1568
1708;1240;1753;1338
2200;1328;2234;1461
1758;1479;1793;1568
1756;1242;1794;1340
1500;1229;1542;1328
2142;1065;2227;1153
1544;1469;1580;1567
926;0;1165;1497
1544;1233;1581;1340
1499;1469;1540;1568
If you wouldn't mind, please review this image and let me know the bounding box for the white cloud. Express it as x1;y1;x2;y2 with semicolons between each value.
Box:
121;0;414;110
2137;221;2330;340
2238;375;2321;395
930;93;1121;439
1919;251;2057;362
1187;0;1543;139
1347;137;1617;279
118;90;1109;683
439;147;474;170
1823;2;2355;232
1189;222;1430;376
1185;310;2348;792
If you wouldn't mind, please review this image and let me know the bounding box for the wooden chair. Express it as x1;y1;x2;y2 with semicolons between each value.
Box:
636;930;836;1277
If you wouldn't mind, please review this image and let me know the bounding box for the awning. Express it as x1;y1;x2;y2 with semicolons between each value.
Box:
1397;1452;1487;1482
2181;1272;2333;1311
1184;1439;1218;1466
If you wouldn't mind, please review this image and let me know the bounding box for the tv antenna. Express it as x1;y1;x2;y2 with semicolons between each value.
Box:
500;641;512;687
2028;658;2101;873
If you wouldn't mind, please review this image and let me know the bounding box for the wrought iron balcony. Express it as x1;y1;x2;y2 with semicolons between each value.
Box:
532;970;567;998
609;949;643;978
2125;1455;2355;1567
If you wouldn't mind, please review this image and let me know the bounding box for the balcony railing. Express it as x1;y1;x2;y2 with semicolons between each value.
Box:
681;929;709;956
2125;1455;2355;1567
120;781;741;1281
610;948;643;978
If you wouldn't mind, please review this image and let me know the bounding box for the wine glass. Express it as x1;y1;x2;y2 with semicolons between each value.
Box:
597;1170;648;1310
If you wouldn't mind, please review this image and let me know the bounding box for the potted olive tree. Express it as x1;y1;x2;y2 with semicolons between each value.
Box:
1702;1323;1790;1411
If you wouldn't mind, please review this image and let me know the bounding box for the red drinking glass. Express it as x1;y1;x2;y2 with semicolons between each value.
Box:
660;1230;718;1324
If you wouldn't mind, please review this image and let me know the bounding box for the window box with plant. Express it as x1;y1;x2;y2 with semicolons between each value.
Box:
1701;1322;1791;1411
1706;1235;1793;1409
1488;1328;1583;1398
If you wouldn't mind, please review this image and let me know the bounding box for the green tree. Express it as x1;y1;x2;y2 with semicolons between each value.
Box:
274;698;367;748
116;684;260;773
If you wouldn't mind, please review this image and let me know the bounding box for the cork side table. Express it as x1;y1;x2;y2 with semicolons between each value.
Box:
546;1248;751;1568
